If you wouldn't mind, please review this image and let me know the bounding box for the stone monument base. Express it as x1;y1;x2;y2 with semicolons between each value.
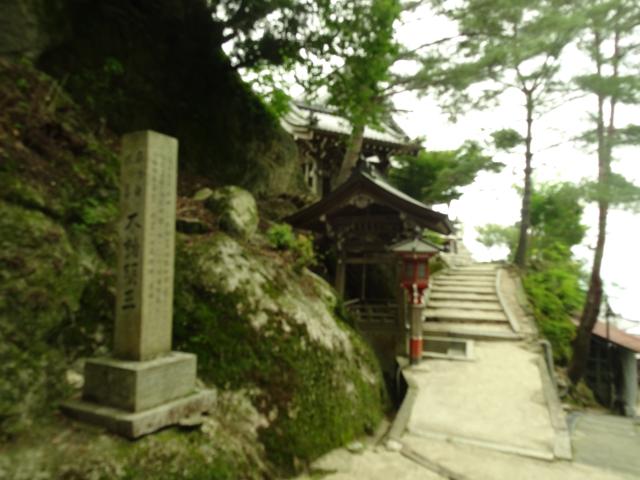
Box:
83;351;198;412
62;351;215;438
62;389;215;438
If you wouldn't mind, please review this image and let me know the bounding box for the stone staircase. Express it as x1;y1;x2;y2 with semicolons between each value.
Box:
424;263;520;340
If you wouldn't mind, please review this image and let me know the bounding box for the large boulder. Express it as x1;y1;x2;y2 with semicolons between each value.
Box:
173;232;386;472
204;186;259;239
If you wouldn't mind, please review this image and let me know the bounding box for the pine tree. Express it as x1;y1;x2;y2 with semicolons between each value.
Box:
414;0;579;267
568;0;640;384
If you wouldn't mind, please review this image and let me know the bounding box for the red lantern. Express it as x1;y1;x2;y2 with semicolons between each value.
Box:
391;238;440;304
390;237;441;365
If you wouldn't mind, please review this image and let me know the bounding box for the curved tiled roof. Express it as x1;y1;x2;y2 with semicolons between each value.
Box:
281;101;419;152
285;168;454;235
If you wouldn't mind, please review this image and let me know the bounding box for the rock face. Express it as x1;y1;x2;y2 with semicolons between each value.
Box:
36;0;306;197
0;0;70;59
0;58;385;477
204;186;259;239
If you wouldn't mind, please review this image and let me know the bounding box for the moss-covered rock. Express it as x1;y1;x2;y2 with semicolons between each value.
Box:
0;58;120;438
0;390;270;480
174;233;386;473
204;186;259;239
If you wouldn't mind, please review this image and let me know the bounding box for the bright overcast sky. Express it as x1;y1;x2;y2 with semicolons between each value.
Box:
392;6;640;322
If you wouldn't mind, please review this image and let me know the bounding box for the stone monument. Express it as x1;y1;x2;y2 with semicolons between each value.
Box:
63;131;214;438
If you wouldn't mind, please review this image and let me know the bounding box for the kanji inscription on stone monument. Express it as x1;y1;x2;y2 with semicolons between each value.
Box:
115;131;178;361
62;130;214;438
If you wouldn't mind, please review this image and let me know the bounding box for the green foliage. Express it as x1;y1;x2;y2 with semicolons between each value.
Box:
566;380;600;408
492;128;524;150
80;197;119;226
523;245;584;364
476;224;518;257
390;141;502;204
476;182;586;260
71;56;126;113
267;223;316;271
581;173;640;210
264;87;292;118
325;0;402;128
267;223;297;249
221;0;403;143
529;183;586;251
428;255;447;277
416;0;579;115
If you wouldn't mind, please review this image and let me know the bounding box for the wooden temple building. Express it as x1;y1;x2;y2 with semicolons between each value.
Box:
579;318;640;417
281;101;421;197
286;163;454;381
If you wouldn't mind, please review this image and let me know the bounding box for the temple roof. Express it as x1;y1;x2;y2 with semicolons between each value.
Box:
285;167;454;235
281;101;420;154
573;318;640;353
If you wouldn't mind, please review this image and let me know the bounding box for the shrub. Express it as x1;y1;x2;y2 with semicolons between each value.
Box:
523;245;585;365
267;223;316;271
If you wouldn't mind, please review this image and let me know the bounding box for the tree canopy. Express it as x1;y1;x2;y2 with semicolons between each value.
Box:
389;141;503;205
408;0;580;267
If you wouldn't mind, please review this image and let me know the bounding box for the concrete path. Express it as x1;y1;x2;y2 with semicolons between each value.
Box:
294;261;634;480
414;263;563;460
305;447;442;480
570;412;640;477
404;341;557;459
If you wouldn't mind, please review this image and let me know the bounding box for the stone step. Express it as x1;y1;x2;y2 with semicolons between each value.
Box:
429;292;499;302
446;271;496;277
427;301;503;312
432;280;495;288
422;322;521;341
436;274;495;281
425;308;508;323
454;264;499;270
430;286;496;295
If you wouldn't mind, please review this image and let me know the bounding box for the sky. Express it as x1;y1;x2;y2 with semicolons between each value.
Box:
392;6;640;323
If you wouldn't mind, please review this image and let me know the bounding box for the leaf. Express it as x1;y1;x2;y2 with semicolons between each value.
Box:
492;128;524;150
582;173;640;209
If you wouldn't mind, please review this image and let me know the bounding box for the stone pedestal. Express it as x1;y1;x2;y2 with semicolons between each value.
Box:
63;352;214;438
63;389;215;439
62;131;214;438
83;352;197;412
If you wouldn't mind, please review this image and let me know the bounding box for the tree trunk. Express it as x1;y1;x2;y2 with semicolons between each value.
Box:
568;27;616;383
335;122;365;187
514;91;534;268
568;198;607;384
